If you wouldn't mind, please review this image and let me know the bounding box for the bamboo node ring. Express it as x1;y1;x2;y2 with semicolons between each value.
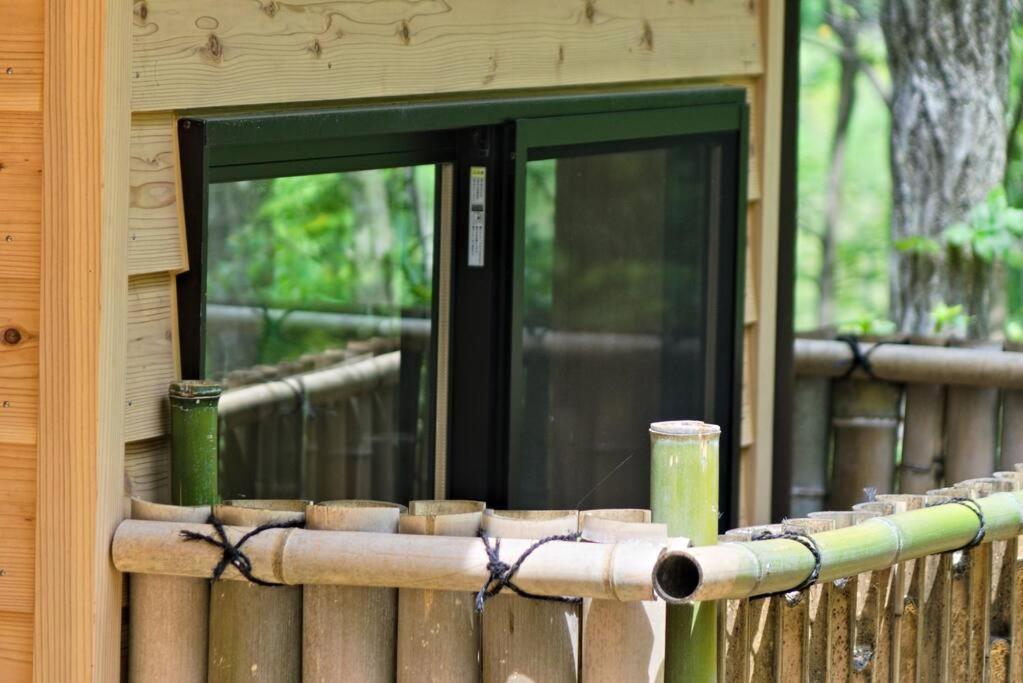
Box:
750;529;822;596
475;530;583;613
925;497;986;550
179;514;304;586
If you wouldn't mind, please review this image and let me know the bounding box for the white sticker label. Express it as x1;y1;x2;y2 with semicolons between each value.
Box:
468;166;486;268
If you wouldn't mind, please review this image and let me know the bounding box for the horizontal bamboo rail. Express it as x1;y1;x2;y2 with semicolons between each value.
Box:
112;519;689;601
658;489;1023;603
217;351;400;418
794;338;1023;388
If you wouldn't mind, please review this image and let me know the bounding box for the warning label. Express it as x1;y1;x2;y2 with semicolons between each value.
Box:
468;166;486;268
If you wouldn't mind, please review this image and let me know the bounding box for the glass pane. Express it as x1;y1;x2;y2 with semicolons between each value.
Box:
515;137;726;509
205;166;437;503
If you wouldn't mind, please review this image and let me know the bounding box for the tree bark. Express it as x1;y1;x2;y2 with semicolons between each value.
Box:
820;0;866;326
881;0;1012;335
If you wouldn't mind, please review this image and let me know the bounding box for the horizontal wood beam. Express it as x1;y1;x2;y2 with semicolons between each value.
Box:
131;0;762;112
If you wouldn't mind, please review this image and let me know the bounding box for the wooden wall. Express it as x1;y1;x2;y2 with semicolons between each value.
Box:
0;0;42;677
0;0;785;676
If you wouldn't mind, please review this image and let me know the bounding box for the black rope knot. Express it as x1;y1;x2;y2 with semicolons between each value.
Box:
835;334;907;381
475;530;583;613
926;497;986;550
751;528;823;596
180;513;304;587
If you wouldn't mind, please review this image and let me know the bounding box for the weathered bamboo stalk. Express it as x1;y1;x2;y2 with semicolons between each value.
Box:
794;338;1023;388
649;420;719;683
129;499;211;683
169;380;222;505
303;500;403;683
480;510;581;682
848;503;890;682
786;517;835;683
875;494;926;681
653;489;1023;603
899;336;946;494
207;500;306;683
828;380;900;510
718;528;752;683
944;340;1001;484
790;375;831;516
578;509;667;683
396;500;485;683
112;520;673;600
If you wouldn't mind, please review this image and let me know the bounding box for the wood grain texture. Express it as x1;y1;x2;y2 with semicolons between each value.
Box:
0;444;35;614
0;0;43;112
0;278;39;446
125;437;171;503
0;611;32;682
131;0;762;111
126;272;179;441
129;113;186;275
35;0;131;679
0;112;43;281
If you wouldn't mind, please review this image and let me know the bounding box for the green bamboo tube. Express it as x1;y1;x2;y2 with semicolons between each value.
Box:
649;420;719;683
169;380;223;505
303;500;404;683
396;500;485;683
129;499;211;683
578;509;667;683
654;489;1023;603
208;500;306;683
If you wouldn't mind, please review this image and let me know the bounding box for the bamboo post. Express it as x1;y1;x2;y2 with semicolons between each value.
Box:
169;380;223;505
875;493;927;681
719;528;752;683
899;336;946;493
785;517;836;683
649;420;719;683
578;509;667;683
129;499;211;683
303;500;404;683
207;500;306;683
943;340;1002;484
396;500;486;683
808;511;862;681
996;470;1023;680
790;374;832;516
480;509;580;683
828;379;901;510
849;503;891;682
1000;342;1023;470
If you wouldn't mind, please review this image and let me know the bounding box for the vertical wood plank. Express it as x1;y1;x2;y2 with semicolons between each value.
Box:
129;113;186;275
35;0;131;679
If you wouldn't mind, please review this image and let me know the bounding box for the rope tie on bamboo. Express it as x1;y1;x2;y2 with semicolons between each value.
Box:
180;514;304;587
750;529;823;596
475;531;583;613
835;335;906;381
926;497;986;550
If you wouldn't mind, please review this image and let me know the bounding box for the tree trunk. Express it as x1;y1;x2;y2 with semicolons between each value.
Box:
820;2;863;327
881;0;1011;335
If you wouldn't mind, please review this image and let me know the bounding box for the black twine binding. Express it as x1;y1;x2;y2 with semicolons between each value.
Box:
835;335;906;381
926;497;986;550
751;529;823;596
475;530;583;613
180;514;304;586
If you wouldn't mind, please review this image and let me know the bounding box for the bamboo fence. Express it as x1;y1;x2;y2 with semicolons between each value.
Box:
792;336;1023;513
117;465;1023;681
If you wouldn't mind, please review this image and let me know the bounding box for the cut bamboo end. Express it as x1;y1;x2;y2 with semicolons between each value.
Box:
481;509;579;537
306;500;404;533
649;419;721;440
400;500;484;536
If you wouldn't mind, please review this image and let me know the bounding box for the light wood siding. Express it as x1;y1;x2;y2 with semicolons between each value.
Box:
129;113;187;275
131;0;763;112
0;0;41;678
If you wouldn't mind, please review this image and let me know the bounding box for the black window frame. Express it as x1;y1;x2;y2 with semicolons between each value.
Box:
177;86;749;526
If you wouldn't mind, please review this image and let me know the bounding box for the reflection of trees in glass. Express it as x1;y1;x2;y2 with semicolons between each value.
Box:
524;160;555;326
206;167;435;373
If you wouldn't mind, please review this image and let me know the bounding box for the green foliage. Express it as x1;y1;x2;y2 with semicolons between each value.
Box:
943;187;1023;267
930;303;967;335
837;315;895;336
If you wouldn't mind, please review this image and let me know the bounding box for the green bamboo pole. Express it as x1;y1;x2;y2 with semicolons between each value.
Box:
649;420;720;683
169;380;223;505
655;489;1023;603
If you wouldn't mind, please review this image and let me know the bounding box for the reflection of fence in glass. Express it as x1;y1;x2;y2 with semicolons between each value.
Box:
216;339;433;504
